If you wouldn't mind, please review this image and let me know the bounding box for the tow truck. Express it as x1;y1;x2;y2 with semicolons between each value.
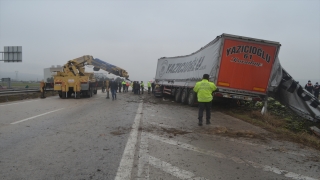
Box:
53;55;129;99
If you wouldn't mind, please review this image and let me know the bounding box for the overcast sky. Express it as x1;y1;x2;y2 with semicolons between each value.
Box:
0;0;319;83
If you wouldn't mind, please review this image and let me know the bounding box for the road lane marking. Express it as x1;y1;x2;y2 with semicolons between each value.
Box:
137;131;150;180
115;102;143;180
10;108;64;124
0;99;40;107
147;132;318;180
149;156;209;180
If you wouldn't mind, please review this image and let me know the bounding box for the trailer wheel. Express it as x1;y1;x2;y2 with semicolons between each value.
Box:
181;89;188;104
175;89;182;103
172;88;176;96
188;90;197;107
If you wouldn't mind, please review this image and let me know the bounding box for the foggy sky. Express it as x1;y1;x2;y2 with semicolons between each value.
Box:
0;0;319;84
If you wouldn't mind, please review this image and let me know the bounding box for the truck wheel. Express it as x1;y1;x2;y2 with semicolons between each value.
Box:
175;89;182;103
58;91;62;98
75;92;80;99
89;88;93;97
67;91;72;98
181;89;188;104
188;91;197;107
61;91;66;99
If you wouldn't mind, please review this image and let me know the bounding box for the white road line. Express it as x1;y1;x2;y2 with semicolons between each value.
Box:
136;131;150;180
115;102;143;180
149;156;209;180
10;108;64;124
148;132;318;180
148;133;227;159
0;99;39;107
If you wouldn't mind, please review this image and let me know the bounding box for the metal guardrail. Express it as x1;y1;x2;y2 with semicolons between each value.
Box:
0;89;39;97
0;88;54;96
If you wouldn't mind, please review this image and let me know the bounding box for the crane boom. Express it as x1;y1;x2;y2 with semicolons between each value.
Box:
64;55;129;79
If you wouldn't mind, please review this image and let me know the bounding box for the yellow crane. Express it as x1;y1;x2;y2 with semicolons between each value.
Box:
53;55;129;99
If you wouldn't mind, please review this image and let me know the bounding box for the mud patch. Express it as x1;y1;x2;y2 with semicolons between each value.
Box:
110;127;132;136
126;100;140;103
138;127;154;133
197;126;268;140
305;156;320;163
160;127;191;136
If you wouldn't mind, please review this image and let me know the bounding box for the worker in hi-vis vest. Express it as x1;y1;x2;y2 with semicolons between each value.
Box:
147;81;151;94
193;74;217;126
140;81;144;94
122;80;126;93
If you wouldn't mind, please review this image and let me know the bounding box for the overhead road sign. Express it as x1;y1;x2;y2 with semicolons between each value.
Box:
0;46;22;62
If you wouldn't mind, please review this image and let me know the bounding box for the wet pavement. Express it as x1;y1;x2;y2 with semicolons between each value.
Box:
0;89;319;180
132;93;320;180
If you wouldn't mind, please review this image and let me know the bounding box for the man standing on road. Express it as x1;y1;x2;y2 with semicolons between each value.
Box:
109;79;118;100
305;80;313;94
314;82;319;99
193;74;217;126
151;81;155;93
118;81;122;93
126;81;130;92
122;80;126;93
147;81;151;94
141;81;144;94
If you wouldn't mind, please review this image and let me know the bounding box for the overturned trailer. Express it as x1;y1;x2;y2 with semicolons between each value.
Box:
154;33;320;122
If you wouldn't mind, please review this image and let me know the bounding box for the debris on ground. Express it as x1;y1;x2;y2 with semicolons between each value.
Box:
310;126;320;138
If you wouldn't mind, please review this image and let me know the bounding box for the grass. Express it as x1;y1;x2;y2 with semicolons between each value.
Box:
1;81;40;88
213;98;320;151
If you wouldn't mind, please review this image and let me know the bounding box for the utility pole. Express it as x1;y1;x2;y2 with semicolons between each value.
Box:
15;71;18;81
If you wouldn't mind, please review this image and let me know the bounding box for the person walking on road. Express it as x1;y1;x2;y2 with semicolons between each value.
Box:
314;82;319;99
126;81;130;92
122;80;126;93
151;81;155;93
140;81;144;94
193;74;217;126
131;81;134;92
109;79;118;100
134;81;140;94
305;80;313;94
147;81;151;94
118;81;122;93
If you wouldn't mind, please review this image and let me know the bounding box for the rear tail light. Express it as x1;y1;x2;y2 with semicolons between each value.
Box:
218;82;230;87
253;87;265;92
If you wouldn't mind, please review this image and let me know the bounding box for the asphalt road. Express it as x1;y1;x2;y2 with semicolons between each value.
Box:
0;90;319;180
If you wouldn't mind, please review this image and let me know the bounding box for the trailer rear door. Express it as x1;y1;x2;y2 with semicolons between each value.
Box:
217;37;279;94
